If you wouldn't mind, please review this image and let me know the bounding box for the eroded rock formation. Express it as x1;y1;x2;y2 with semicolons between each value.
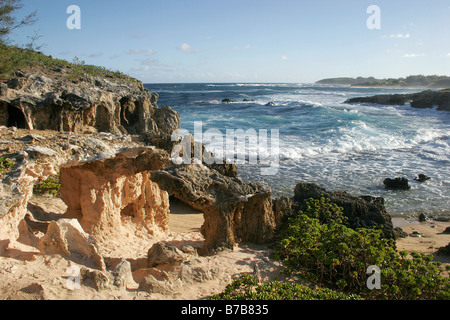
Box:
60;147;173;242
0;69;180;140
150;164;279;250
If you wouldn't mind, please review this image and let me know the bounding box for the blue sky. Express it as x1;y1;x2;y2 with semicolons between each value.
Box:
10;0;450;83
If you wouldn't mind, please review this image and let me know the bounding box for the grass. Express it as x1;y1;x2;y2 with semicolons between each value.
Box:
0;156;14;175
0;43;138;84
32;173;61;198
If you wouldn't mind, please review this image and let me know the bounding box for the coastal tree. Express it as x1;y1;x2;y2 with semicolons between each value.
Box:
0;0;37;43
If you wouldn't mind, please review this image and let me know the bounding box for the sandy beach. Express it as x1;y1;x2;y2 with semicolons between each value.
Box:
0;192;448;300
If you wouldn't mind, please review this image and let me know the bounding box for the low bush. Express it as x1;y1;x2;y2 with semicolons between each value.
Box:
209;274;362;300
274;198;450;300
33;173;61;198
0;156;14;174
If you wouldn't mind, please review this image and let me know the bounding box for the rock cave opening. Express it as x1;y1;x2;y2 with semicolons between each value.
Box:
7;105;28;129
168;196;205;234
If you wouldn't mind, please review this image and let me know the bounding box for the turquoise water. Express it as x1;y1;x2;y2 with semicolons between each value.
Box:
145;83;450;217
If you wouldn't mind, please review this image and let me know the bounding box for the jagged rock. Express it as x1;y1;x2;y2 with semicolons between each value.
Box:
112;259;138;289
80;267;110;291
265;102;276;106
414;174;431;182
436;243;450;256
24;146;57;158
180;260;215;285
383;177;411;190
138;274;183;295
293;182;396;239
221;98;236;103
345;89;450;111
0;69;180;141
418;213;428;222
38;219;106;271
60;147;172;242
150;164;276;250
147;242;185;268
443;227;450;234
272;196;294;226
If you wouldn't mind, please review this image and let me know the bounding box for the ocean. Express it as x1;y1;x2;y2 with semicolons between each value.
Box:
144;83;450;217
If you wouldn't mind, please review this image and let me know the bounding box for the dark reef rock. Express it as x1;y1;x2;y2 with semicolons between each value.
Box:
418;213;428;222
435;242;450;256
221;98;236;103
383;177;411;190
345;89;450;111
293;182;397;239
414;174;431;182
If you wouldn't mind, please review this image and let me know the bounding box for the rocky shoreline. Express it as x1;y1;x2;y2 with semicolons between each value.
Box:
0;61;448;299
345;88;450;111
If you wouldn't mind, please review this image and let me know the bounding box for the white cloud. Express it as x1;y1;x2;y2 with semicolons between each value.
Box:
448;52;450;57
281;56;288;60
177;43;194;53
127;49;154;56
390;33;410;39
402;53;425;58
89;52;103;58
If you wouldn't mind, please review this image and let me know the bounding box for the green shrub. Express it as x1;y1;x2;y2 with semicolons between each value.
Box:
0;44;138;84
274;198;449;300
209;274;362;300
0;156;14;174
33;173;61;197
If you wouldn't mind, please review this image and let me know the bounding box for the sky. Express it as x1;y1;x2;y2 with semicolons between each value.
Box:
10;0;450;83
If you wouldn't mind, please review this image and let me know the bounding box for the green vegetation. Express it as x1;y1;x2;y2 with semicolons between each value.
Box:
0;44;138;84
0;0;37;43
33;173;61;198
317;75;450;88
0;156;14;174
210;274;362;300
212;198;450;300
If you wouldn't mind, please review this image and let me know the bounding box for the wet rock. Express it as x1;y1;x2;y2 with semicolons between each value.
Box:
414;174;431;182
383;177;411;190
293;182;396;239
345;89;450;111
221;98;236;103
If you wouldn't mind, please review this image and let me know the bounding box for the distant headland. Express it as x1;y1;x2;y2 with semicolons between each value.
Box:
316;75;450;88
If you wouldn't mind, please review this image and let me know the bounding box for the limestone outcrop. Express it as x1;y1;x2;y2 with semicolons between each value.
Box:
38;218;105;270
0;69;180;139
150;164;278;250
59;147;173;242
